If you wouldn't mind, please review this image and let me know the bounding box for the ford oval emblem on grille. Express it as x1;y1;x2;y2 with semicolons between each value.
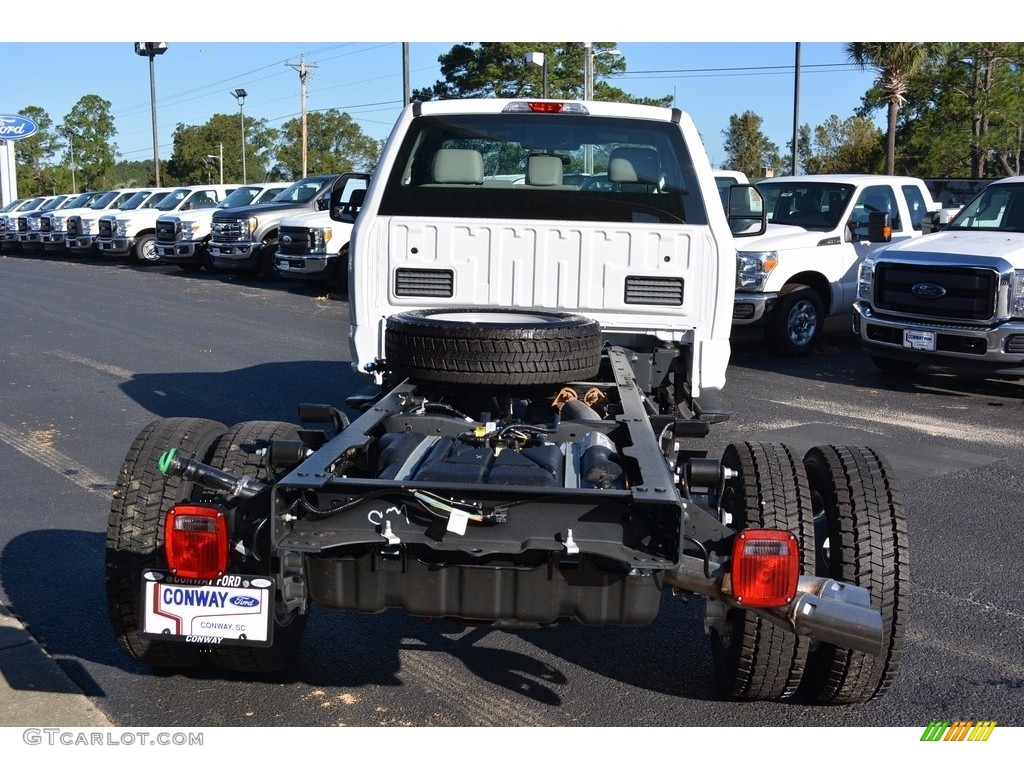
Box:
911;282;946;299
282;235;292;244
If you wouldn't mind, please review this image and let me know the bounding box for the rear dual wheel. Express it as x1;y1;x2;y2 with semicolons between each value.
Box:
710;442;814;701
106;417;228;668
800;445;908;703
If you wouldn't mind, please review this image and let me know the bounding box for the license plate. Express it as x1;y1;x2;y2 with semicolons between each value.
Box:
903;329;936;351
277;261;290;271
140;570;274;647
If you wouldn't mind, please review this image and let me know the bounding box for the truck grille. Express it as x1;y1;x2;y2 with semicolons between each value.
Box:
394;268;455;297
624;275;685;306
874;264;997;321
67;217;81;236
278;226;314;255
40;218;51;232
98;219;114;238
156;219;178;243
211;218;247;242
17;217;28;232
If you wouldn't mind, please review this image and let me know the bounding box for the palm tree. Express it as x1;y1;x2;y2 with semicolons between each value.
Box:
845;42;927;174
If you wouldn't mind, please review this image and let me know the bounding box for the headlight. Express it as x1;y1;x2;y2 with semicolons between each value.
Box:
81;220;93;234
184;221;201;239
313;227;333;250
1012;270;1024;318
116;220;130;237
857;260;875;303
29;219;41;231
244;217;258;236
735;250;778;291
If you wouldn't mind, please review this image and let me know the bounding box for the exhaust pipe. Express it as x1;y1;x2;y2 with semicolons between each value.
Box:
760;576;883;655
665;564;883;655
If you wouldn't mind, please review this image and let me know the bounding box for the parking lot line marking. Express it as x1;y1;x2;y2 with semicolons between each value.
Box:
764;396;1024;447
45;350;135;381
0;421;115;493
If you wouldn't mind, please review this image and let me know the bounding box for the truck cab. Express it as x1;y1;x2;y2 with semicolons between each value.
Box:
66;188;163;255
733;174;939;355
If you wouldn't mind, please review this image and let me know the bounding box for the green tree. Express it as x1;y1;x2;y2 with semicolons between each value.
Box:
166;113;277;186
13;106;63;196
845;42;927;175
412;42;670;106
57;95;118;191
722;110;781;179
274;109;380;178
802;115;885;174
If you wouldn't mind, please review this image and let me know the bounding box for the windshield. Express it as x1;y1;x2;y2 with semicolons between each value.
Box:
1;199;25;213
39;196;69;211
758;181;854;231
118;191;153;210
379;111;705;225
62;192;95;209
272;178;333;204
217;186;260;208
946;182;1024;232
88;191;119;209
17;198;46;213
154;189;193;211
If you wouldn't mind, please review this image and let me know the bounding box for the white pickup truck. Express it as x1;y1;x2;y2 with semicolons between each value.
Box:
854;175;1024;376
733;174;942;355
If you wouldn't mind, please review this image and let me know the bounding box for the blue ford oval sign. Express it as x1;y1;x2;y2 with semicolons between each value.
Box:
0;115;39;141
911;282;947;300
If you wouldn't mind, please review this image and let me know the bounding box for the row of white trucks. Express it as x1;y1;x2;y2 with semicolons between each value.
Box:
4;169;1023;375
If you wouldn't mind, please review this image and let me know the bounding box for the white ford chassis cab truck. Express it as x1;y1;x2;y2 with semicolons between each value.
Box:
854;175;1024;376
106;99;908;704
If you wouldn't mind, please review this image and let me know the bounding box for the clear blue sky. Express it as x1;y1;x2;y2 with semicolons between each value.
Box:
1;7;963;174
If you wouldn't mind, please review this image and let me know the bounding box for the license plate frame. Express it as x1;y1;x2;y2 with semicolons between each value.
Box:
139;570;274;647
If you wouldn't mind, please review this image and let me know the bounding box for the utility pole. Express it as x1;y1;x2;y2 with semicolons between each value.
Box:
286;56;318;178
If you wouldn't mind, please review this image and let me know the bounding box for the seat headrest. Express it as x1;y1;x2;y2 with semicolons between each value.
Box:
432;149;484;184
608;147;660;184
526;155;564;186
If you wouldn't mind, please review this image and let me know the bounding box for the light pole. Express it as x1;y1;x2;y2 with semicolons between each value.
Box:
64;129;76;193
525;51;547;98
134;43;168;186
206;143;223;185
231;88;248;183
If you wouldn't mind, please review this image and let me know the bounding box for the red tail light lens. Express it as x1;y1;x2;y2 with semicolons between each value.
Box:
730;529;799;608
164;504;229;580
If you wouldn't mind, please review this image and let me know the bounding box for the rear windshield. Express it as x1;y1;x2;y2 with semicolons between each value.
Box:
378;111;707;225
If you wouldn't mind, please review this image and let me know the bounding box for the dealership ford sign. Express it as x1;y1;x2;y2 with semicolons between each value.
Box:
0;115;39;140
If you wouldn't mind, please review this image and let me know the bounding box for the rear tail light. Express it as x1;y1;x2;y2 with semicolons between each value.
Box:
730;529;799;608
164;504;229;580
502;101;589;115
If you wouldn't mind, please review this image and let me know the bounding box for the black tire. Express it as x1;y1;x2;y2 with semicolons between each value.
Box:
333;244;349;290
767;285;824;357
259;240;282;280
201;245;220;274
105;417;228;668
176;260;203;273
385;308;603;387
206;421;309;673
800;445;908;704
133;234;160;264
870;355;920;376
710;442;814;701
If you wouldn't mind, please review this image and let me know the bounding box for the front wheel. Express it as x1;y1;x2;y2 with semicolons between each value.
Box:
709;442;814;701
133;234;160;264
800;445;908;703
105;417;228;668
260;240;282;280
767;285;824;357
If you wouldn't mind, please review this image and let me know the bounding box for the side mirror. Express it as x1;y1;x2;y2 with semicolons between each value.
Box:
330;180;368;223
866;211;892;242
727;184;766;237
921;210;946;235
